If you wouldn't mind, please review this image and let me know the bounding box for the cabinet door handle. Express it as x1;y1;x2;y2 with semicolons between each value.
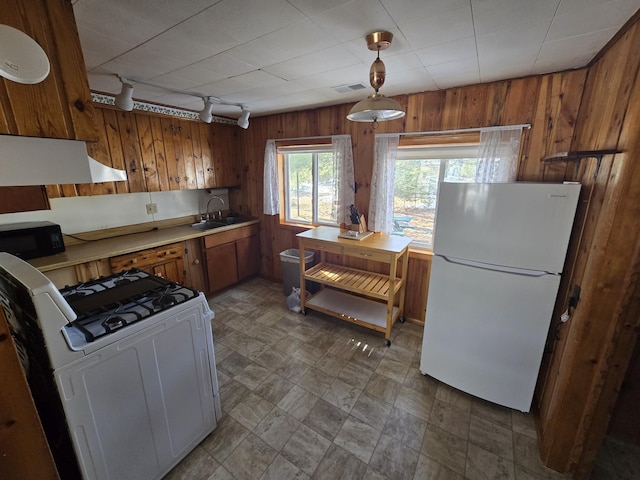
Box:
359;253;372;257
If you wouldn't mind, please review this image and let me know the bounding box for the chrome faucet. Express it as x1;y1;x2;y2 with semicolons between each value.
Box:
205;195;225;221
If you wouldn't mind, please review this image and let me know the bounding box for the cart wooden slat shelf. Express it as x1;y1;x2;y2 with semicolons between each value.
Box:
297;226;412;345
304;263;403;301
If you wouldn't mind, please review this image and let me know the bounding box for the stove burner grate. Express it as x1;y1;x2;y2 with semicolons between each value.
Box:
61;269;199;343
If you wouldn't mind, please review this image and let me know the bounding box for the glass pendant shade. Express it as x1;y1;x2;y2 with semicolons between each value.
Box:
347;93;405;122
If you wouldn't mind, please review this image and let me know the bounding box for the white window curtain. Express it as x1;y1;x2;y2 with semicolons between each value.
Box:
332;135;356;226
369;134;399;233
263;139;279;215
475;126;524;182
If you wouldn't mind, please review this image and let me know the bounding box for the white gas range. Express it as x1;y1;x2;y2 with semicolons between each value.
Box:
0;252;221;480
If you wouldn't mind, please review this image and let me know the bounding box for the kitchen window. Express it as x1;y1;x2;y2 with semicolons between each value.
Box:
371;126;525;249
393;143;480;248
264;135;354;227
281;146;338;225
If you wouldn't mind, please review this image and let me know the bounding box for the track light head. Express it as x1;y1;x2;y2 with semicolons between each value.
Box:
237;107;250;129
199;97;214;123
114;78;134;111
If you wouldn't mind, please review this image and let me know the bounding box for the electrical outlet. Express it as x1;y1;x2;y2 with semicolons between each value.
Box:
146;203;158;215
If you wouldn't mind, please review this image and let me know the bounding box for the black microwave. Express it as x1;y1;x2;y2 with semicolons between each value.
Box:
0;221;65;260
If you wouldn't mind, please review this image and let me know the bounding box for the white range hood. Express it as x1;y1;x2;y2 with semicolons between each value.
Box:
0;134;127;186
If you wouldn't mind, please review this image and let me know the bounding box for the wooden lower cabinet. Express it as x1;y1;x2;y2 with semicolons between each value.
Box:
202;224;260;294
110;242;186;284
236;234;260;280
205;242;239;293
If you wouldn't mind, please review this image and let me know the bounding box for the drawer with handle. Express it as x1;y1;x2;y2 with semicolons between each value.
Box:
303;239;343;256
341;245;392;263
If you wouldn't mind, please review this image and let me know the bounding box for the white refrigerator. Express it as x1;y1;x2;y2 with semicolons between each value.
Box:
420;182;580;412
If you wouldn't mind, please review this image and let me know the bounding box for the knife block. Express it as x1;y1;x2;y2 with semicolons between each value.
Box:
350;215;367;233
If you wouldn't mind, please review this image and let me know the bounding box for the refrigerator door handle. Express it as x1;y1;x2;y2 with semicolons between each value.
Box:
439;255;554;277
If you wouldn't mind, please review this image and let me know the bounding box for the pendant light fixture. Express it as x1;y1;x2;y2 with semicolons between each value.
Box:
347;31;405;127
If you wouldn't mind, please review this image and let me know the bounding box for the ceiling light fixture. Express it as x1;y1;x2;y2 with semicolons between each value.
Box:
237;106;250;129
199;97;215;123
112;74;250;127
347;31;405;127
114;76;134;111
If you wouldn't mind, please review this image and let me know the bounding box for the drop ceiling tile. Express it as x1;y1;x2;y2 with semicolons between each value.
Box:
86;72;122;94
263;46;361;81
183;0;306;45
479;57;536;83
545;0;637;42
426;57;480;89
107;48;190;78
400;4;474;50
382;66;439;95
199;70;286;97
295;64;368;90
471;0;558;36
287;0;353;16
225;19;337;68
194;54;256;79
534;27;620;73
97;59;167;84
312;0;396;42
415;36;477;67
152;67;227;91
223;81;308;104
72;0;168;47
76;26;134;70
476;19;550;64
381;0;471;27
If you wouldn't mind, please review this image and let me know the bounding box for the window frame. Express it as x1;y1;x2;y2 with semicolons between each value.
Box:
392;136;481;250
279;144;338;227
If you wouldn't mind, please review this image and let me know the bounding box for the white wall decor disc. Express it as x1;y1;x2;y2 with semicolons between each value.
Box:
0;24;50;84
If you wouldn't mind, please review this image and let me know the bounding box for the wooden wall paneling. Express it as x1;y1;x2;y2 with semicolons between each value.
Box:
149;115;170;192
80;108;114;196
458;84;489;128
179;121;198;189
441;88;464;129
102;109;129;195
1;1;69;139
116;111;146;193
403;253;431;323
161;118;181;190
405;90;446;132
190;123;206;189
607;339;640;444
210;124;239;187
43;0;98;141
537;16;640;477
135;115;160;192
0;0;97;141
199;124;215;188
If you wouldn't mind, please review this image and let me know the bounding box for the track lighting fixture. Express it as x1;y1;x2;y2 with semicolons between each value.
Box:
199;97;215;123
237;107;250;129
112;74;250;127
347;31;405;127
114;76;134;111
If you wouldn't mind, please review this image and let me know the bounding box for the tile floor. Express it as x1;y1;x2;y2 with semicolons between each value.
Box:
164;278;638;480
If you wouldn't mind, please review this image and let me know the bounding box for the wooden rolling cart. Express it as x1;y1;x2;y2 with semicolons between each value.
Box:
297;226;412;345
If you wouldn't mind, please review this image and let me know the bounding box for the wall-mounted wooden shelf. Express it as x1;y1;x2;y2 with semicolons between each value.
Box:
542;150;622;178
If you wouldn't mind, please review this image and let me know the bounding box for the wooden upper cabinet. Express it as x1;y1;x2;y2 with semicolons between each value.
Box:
0;0;98;141
208;123;240;187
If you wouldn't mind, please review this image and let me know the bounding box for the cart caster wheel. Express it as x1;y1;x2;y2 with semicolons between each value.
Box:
399;317;405;323
386;339;391;347
300;310;306;316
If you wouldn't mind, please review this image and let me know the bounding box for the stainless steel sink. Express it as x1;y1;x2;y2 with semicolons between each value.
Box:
190;217;249;231
190;221;227;231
